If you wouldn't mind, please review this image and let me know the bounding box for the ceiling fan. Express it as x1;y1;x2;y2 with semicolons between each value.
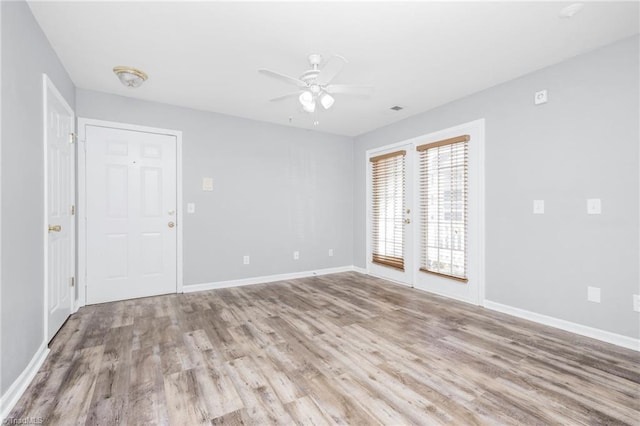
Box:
259;54;373;113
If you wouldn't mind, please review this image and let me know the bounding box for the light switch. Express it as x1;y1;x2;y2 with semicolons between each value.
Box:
587;198;601;215
533;200;545;214
202;177;214;192
187;203;195;214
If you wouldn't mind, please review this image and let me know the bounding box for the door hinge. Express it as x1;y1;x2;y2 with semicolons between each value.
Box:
70;277;75;287
69;132;77;144
71;204;75;215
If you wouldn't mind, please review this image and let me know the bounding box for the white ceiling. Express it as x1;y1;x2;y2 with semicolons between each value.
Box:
28;1;639;137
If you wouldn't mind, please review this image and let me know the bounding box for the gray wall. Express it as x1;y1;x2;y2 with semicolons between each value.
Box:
1;0;637;404
76;90;354;285
354;35;640;339
1;1;76;394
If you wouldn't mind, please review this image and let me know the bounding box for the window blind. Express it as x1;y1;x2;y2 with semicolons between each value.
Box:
417;135;469;282
370;150;406;271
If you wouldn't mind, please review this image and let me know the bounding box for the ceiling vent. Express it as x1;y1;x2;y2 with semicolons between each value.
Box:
390;105;404;111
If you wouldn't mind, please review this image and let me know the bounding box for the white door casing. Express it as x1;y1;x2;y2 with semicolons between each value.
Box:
44;74;75;340
366;119;485;305
79;121;183;305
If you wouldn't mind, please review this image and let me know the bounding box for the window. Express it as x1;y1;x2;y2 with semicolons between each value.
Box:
370;150;406;270
417;135;469;282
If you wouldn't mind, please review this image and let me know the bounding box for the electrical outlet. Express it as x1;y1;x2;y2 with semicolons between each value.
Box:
633;294;640;312
587;198;601;215
328;248;334;257
187;203;195;213
293;251;299;260
243;255;250;265
533;200;544;214
587;286;601;303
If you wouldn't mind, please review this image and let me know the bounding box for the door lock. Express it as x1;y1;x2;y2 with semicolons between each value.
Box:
48;225;62;232
168;221;175;228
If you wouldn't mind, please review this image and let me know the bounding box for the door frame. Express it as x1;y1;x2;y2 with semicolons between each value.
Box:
76;118;183;308
365;118;486;305
43;74;75;337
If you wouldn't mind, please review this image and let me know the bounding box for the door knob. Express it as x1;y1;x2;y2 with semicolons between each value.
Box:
168;221;175;228
403;218;411;224
48;225;62;232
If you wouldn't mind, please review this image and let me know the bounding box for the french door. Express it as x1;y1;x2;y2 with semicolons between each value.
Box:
366;120;484;305
367;144;414;285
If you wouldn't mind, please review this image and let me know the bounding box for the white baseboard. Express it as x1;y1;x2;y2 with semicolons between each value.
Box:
183;265;357;293
484;300;640;352
1;341;49;420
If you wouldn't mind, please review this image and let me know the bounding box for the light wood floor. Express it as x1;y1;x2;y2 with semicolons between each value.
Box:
8;272;640;425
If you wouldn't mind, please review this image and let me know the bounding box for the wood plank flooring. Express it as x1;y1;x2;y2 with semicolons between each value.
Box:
8;272;640;425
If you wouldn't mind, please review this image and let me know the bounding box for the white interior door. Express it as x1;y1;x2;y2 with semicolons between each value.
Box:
44;75;75;340
85;125;177;304
367;144;414;286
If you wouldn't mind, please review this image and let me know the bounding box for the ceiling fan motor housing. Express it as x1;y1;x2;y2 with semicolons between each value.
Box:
301;70;321;85
308;53;322;67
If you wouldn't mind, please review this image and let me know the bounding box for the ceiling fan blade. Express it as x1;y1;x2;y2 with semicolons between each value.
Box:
316;55;347;85
269;92;301;102
258;69;307;88
325;84;374;96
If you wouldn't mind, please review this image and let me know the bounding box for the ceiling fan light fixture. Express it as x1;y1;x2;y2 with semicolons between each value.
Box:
299;90;313;106
302;101;316;113
299;90;317;112
113;66;148;88
260;53;371;114
319;93;335;109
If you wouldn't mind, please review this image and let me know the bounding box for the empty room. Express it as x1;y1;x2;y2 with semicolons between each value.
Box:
1;1;639;424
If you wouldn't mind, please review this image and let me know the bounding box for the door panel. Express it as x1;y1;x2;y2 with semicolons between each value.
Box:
86;126;177;304
45;77;75;340
413;124;483;304
367;144;414;286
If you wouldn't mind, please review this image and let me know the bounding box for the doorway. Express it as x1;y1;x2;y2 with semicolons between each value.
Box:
78;119;183;305
367;143;414;286
366;119;485;305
